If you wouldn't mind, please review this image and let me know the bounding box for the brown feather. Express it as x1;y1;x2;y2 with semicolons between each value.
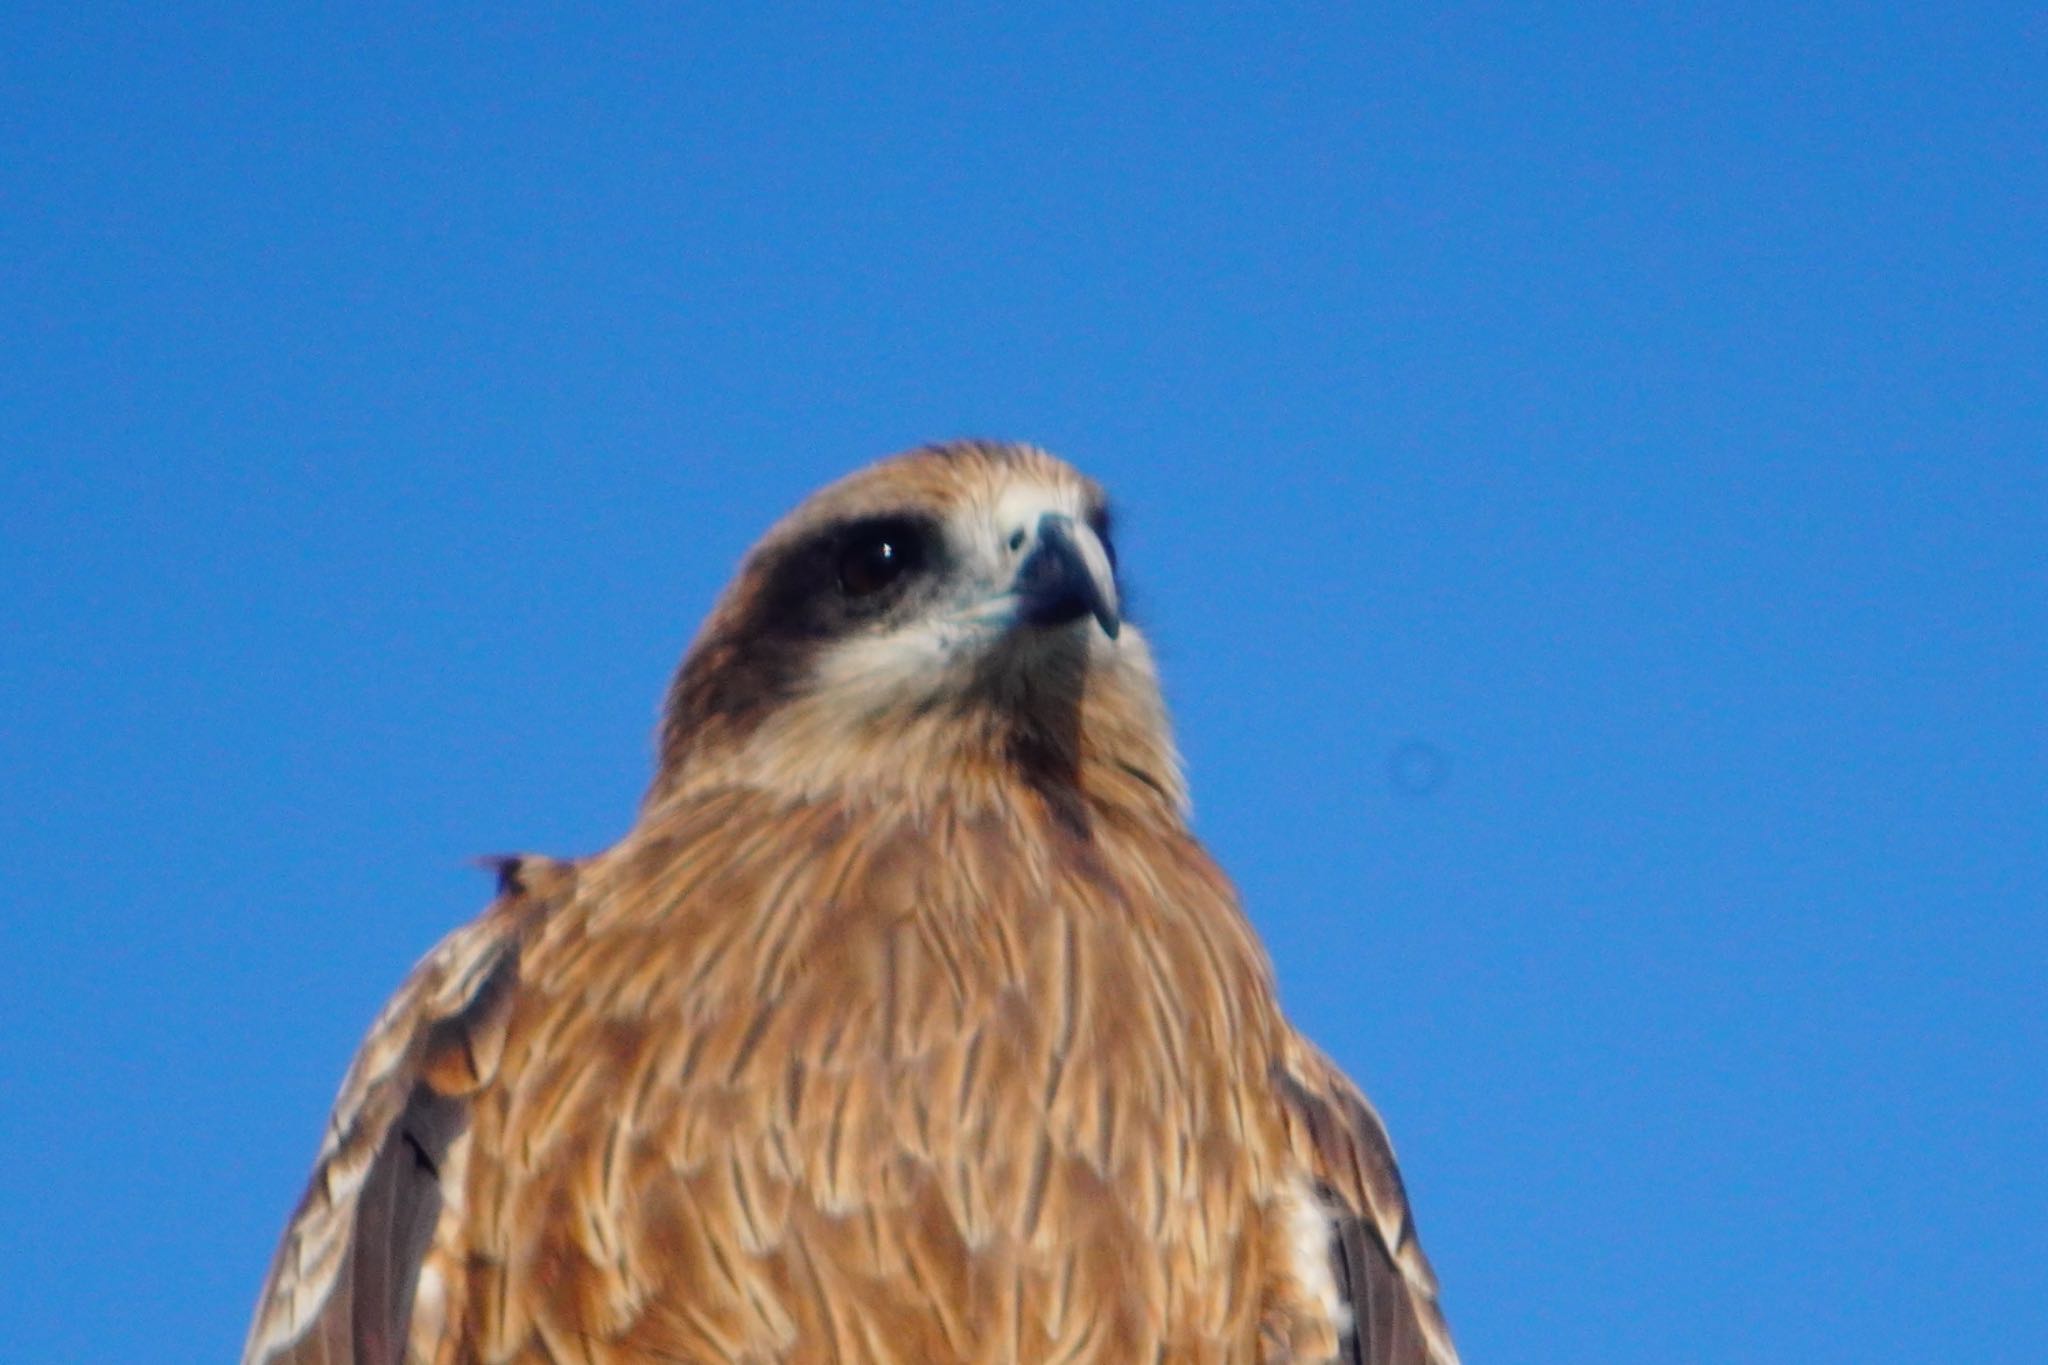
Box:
243;442;1456;1364
1273;1039;1459;1365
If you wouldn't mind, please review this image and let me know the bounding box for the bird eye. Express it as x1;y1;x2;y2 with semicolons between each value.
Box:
1086;507;1118;573
836;520;926;599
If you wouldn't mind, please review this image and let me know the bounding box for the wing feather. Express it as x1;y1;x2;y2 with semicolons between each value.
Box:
1274;1037;1458;1365
242;860;559;1365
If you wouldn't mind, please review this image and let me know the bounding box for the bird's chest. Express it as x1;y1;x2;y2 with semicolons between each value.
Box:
460;814;1291;1362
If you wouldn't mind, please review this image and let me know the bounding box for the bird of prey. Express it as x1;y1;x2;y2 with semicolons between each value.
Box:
243;441;1457;1365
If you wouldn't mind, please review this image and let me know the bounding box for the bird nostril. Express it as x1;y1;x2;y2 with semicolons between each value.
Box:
1007;528;1027;552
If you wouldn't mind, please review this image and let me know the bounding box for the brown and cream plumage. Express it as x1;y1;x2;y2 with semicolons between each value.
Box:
244;441;1457;1365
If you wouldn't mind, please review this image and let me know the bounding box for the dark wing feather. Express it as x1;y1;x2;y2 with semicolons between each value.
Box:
345;1082;466;1364
243;861;558;1365
1275;1038;1458;1365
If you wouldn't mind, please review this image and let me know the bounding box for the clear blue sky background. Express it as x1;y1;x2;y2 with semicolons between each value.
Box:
3;5;2042;1361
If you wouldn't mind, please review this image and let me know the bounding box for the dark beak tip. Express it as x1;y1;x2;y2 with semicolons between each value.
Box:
1015;516;1119;641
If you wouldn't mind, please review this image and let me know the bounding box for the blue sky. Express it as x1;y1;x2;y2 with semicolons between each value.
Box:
3;4;2042;1360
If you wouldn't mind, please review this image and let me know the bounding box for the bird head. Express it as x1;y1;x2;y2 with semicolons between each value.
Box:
650;441;1185;827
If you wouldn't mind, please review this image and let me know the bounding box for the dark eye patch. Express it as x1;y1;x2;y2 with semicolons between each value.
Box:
1086;505;1118;573
749;513;946;642
663;510;949;749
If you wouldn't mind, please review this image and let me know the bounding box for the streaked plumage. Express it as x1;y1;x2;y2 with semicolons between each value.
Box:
245;441;1456;1364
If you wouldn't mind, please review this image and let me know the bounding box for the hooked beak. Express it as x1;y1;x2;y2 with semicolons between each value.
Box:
1014;512;1120;640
